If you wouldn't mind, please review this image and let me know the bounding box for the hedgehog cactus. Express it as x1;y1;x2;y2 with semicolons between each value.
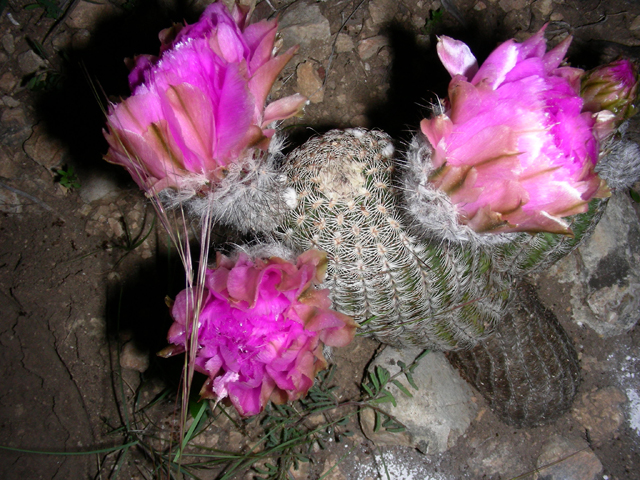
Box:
276;128;511;349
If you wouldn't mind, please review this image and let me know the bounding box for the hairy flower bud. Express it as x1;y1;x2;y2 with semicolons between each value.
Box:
581;58;639;127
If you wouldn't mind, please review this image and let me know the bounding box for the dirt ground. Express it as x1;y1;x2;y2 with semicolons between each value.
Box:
2;0;640;479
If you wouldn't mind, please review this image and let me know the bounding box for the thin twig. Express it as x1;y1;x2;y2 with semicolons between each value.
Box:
0;180;66;222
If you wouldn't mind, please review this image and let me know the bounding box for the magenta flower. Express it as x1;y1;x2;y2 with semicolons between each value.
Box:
581;58;639;127
104;3;306;193
420;27;608;235
159;249;356;417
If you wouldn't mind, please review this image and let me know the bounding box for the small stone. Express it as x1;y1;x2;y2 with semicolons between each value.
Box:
572;386;626;443
534;435;602;480
360;349;477;454
357;36;389;60
467;437;525;478
320;455;346;480
532;0;553;17
2;96;19;108
550;12;564;21
296;61;324;103
120;341;149;373
79;172;121;203
2;34;15;54
630;15;640;31
279;2;331;57
368;0;398;26
66;1;118;29
23;124;66;169
17;50;46;75
0;72;18;93
72;29;92;50
107;217;124;238
351;115;369;127
474;1;487;10
228;431;244;449
499;0;529;9
335;33;355;53
504;8;532;31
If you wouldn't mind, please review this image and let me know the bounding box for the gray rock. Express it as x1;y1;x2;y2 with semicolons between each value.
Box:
542;194;640;336
357;36;389;60
66;1;118;29
279;2;331;58
2;34;15;54
120;341;149;373
368;0;397;26
17;50;46;75
79;172;121;203
23;124;66;169
360;348;477;454
467;437;527;478
534;435;602;480
572;386;627;443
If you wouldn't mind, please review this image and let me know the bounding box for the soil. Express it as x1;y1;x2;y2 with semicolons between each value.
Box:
1;0;640;479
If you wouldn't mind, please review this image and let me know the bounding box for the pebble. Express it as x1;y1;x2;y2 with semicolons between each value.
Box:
17;50;46;75
279;2;331;58
0;72;18;93
2;33;15;54
296;61;324;103
534;435;603;480
572;386;627;443
360;348;477;454
368;0;398;26
79;171;121;203
119;341;149;373
66;1;117;29
23;124;66;169
357;36;389;60
532;0;553;17
335;33;355;53
630;15;640;31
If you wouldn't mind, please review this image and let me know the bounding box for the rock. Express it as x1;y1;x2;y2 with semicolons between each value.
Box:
17;50;46;75
631;15;640;31
66;1;118;29
499;0;529;9
360;348;477;454
120;341;149;373
368;0;397;26
534;435;603;480
79;171;121;203
1;107;31;147
279;2;331;58
504;8;531;31
357;36;389;60
320;454;346;480
23;124;66;170
0;72;18;93
532;0;553;18
467;437;526;478
335;33;355;53
2;34;15;54
572;386;626;443
542;194;640;336
296;61;324;103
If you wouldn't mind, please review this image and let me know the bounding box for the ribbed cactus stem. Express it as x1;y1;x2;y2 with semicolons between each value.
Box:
275;129;512;349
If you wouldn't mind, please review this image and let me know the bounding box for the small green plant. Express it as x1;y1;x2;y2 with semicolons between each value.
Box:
55;165;81;190
630;188;640;203
422;8;444;34
25;69;63;92
24;0;63;19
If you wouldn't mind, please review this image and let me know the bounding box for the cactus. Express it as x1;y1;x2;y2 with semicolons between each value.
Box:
274;128;512;350
446;281;581;428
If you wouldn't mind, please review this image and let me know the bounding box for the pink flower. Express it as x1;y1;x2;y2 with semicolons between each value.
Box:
104;2;306;194
420;27;608;235
581;58;639;127
160;249;356;417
